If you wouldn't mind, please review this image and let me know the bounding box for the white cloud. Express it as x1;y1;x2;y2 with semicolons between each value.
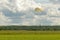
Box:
47;4;60;16
0;0;60;25
22;21;30;26
15;0;42;12
47;17;60;25
0;12;12;25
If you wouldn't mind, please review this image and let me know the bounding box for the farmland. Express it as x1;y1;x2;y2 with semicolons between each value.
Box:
0;31;60;40
0;26;60;40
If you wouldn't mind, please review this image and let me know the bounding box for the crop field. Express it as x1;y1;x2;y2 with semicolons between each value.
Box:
0;31;60;40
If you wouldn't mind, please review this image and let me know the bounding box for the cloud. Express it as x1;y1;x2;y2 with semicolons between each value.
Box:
0;0;60;25
49;0;60;4
0;12;12;25
47;17;60;25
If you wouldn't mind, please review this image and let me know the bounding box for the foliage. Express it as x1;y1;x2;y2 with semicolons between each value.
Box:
0;25;60;31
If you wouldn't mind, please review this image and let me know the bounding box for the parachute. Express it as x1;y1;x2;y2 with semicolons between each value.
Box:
35;7;43;12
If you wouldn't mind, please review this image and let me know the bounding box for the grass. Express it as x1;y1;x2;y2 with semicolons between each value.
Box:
0;30;60;40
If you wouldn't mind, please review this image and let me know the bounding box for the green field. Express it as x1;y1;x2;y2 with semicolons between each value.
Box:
0;31;60;40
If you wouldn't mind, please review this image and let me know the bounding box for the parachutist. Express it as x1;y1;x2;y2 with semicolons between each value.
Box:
35;7;43;12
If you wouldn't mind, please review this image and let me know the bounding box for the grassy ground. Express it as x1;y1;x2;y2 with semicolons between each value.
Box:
0;31;60;40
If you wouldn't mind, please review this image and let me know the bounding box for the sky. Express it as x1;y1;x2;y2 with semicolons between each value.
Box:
0;0;60;26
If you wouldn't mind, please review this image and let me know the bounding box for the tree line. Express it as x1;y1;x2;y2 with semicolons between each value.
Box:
0;25;60;31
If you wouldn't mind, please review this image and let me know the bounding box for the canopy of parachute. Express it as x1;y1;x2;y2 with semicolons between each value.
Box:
35;7;44;12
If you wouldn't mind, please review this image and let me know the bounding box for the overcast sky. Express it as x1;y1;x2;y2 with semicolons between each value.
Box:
0;0;60;26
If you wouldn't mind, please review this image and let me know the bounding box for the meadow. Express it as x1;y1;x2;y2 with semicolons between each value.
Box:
0;31;60;40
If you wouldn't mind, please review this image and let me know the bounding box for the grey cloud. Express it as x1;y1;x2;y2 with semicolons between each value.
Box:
49;0;60;4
